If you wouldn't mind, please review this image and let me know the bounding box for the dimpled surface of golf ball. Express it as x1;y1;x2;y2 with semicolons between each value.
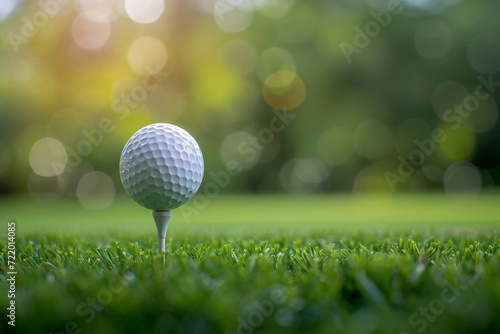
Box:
120;123;204;210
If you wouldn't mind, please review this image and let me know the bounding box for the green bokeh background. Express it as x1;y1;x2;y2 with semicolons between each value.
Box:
0;0;499;206
1;2;500;334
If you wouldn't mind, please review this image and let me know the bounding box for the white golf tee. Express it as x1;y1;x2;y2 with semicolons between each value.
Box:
153;210;172;254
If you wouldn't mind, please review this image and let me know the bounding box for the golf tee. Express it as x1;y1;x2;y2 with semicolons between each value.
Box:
152;210;172;254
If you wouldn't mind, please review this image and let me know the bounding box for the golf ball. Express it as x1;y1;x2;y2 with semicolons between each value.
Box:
120;123;204;211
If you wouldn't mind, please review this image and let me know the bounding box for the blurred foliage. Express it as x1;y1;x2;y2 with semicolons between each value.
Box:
1;230;500;333
0;0;499;203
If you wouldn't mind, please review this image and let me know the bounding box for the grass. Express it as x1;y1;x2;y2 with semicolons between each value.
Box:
2;193;500;234
1;194;500;334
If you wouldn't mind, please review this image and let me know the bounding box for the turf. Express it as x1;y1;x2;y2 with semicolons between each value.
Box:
1;230;500;334
1;194;500;333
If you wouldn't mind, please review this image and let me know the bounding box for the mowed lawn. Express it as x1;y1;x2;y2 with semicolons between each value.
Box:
1;193;500;334
2;193;500;236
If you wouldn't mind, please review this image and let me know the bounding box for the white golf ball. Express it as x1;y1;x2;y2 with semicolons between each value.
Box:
120;123;204;210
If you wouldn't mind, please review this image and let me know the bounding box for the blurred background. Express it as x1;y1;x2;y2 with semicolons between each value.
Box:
1;0;499;211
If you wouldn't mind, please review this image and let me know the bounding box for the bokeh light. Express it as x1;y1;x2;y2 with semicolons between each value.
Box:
57;161;95;197
444;161;482;196
127;36;167;75
75;0;116;20
77;171;116;210
29;138;67;177
263;71;306;110
125;0;165;24
437;125;475;162
401;0;463;14
71;11;111;50
401;0;438;9
214;0;253;33
414;20;453;59
0;0;17;21
279;158;329;193
462;97;498;133
422;165;444;183
0;0;499;198
220;131;260;171
256;47;296;83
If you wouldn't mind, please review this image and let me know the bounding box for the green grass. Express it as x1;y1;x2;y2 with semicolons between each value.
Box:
2;193;500;234
1;194;500;334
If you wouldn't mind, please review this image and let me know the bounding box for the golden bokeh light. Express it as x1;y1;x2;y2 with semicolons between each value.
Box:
263;71;306;110
127;36;167;75
437;124;475;162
